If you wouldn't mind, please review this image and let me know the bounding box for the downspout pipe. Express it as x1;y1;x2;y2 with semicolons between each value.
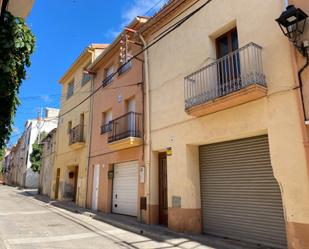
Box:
284;0;288;8
0;0;8;22
298;50;309;122
85;49;96;209
139;33;151;224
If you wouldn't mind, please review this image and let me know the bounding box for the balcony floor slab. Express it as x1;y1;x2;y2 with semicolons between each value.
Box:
186;83;267;117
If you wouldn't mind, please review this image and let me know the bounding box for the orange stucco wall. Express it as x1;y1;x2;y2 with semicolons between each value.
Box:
289;0;309;120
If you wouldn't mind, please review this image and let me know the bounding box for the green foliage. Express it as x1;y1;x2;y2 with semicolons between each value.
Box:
0;148;4;173
0;148;4;162
0;11;35;149
30;132;46;173
30;142;42;173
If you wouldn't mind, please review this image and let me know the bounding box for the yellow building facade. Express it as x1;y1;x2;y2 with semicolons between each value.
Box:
140;1;309;248
51;44;107;207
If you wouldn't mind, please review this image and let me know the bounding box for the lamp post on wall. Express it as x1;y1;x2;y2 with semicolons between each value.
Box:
276;5;308;55
276;5;309;121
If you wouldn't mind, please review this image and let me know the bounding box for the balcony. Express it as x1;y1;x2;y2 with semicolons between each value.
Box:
69;124;85;149
102;74;114;88
108;112;143;150
184;43;267;116
118;61;132;76
101;122;112;134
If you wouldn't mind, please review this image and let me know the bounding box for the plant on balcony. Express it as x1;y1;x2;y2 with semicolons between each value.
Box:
0;11;35;149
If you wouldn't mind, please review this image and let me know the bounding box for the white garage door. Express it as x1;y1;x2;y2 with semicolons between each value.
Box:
112;161;138;217
199;135;287;249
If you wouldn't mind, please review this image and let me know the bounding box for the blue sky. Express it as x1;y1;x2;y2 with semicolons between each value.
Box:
9;0;167;146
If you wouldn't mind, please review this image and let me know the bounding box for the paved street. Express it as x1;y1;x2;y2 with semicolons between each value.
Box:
0;185;212;249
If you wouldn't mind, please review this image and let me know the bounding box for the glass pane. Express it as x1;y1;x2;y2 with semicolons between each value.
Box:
217;36;229;58
231;30;239;51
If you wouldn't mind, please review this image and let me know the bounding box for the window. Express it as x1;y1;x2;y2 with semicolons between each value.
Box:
103;66;114;87
81;73;90;86
127;97;136;134
216;28;240;96
67;81;74;99
101;110;112;134
67;121;72;134
81;63;91;86
79;113;85;140
127;97;136;113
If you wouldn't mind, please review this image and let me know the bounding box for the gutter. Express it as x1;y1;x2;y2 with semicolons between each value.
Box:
139;33;151;224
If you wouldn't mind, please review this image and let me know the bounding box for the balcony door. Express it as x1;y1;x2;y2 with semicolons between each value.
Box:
127;98;136;137
216;28;240;96
80;113;84;141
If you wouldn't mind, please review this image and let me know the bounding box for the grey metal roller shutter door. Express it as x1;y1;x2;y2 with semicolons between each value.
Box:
199;135;287;249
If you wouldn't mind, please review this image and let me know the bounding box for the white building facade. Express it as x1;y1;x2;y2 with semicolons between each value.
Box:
19;108;59;188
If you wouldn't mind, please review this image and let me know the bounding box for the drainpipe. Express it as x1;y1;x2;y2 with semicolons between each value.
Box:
0;0;8;22
299;49;309;122
85;49;96;209
139;33;151;224
283;0;288;8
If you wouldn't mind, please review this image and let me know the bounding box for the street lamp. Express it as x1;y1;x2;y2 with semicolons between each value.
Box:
276;5;308;54
276;5;309;122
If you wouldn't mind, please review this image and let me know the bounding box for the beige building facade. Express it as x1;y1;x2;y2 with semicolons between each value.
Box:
139;1;309;249
51;44;107;207
38;128;57;197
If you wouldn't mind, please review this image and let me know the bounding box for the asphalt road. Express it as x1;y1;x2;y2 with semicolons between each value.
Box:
0;185;210;249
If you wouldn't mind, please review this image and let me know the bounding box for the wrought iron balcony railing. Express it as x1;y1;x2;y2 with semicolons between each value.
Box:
118;60;132;75
69;124;84;145
101;122;112;134
184;43;266;110
108;112;142;143
102;74;114;88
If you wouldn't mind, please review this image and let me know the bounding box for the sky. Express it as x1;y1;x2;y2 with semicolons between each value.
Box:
8;0;168;146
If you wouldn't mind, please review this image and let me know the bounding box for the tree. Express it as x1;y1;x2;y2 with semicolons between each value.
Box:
30;132;46;173
0;148;4;162
0;148;5;173
0;11;35;149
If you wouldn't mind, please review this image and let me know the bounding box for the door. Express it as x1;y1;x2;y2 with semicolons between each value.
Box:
199;135;287;249
112;161;138;216
55;168;60;199
159;153;168;225
92;164;100;210
216;28;240;96
127;98;136;136
73;166;79;202
80;113;84;141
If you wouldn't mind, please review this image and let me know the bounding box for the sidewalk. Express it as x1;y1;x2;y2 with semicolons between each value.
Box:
22;189;270;249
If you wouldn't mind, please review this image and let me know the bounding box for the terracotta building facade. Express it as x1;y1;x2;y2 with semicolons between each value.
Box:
86;17;148;221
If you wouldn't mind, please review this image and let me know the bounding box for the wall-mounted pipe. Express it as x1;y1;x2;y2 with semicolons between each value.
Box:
298;49;309;121
284;0;289;8
139;33;151;224
0;0;9;22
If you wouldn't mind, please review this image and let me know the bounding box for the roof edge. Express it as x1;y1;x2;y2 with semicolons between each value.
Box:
59;44;109;84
